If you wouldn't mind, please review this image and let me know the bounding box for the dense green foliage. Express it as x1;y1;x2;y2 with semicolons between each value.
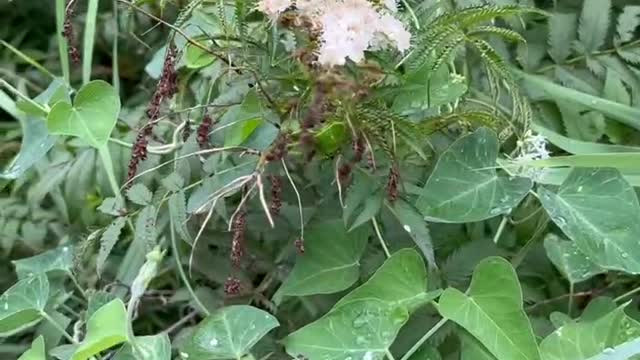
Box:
1;0;640;359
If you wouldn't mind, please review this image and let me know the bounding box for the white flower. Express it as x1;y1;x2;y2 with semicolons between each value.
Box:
257;0;293;18
513;130;551;181
384;0;398;12
256;0;412;66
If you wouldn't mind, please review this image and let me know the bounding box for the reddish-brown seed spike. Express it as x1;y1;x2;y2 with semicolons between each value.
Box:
269;175;282;216
352;134;365;163
386;163;400;202
197;114;213;149
182;119;192;142
295;238;305;254
230;210;246;266
338;163;352;182
224;277;241;295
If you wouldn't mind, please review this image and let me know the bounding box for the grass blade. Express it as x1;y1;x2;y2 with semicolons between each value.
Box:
516;71;640;131
526;153;640;170
83;0;100;84
0;40;56;80
533;123;640;154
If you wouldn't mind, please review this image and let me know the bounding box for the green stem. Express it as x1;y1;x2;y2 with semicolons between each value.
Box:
615;286;640;303
41;311;77;344
112;0;120;93
568;283;574;316
493;216;508;244
98;145;122;201
55;0;70;84
170;197;210;316
401;318;447;360
537;39;640;73
67;271;88;302
0;79;49;114
372;217;392;258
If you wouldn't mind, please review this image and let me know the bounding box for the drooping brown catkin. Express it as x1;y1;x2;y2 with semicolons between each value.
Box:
196;113;214;149
294;237;305;255
269;175;282;216
265;132;290;163
224;277;241;295
62;0;80;64
386;163;400;202
230;210;246;267
126;44;180;186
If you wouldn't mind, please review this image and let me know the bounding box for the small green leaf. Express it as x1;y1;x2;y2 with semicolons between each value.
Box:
538;168;640;274
169;191;192;244
97;217;127;276
416;128;532;223
438;257;540;360
616;6;640;43
578;0;611;52
343;172;382;230
284;250;431;359
315;121;348;155
548;12;578;64
72;299;129;360
47;80;120;148
387;199;436;269
185;40;215;68
18;336;46;360
97;197;124;216
544;233;605;284
273;219;370;302
0;274;49;336
126;184;153;206
180;305;279;359
12;246;74;279
113;334;171;360
135;206;157;253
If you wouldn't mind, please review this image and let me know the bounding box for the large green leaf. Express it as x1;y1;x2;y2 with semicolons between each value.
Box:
0;274;49;336
577;0;611;52
18;336;46;360
539;305;640;360
284;249;432;360
543;234;605;284
586;338;640;360
416;127;532;223
538;168;640;274
113;334;171;360
273;219;370;302
180;305;279;359
72;299;129;360
47;80;120;148
548;12;578;64
438;257;540;360
12;246;74;279
460;332;497;360
0;80;64;179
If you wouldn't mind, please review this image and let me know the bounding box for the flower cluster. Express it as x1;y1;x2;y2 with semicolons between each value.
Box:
257;0;411;66
513;130;551;181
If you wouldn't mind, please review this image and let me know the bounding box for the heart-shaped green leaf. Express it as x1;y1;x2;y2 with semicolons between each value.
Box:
0;274;49;336
1;80;65;179
113;334;171;360
285;249;433;360
12;246;74;279
273;219;370;302
543;234;605;284
539;168;640;273
180;305;279;359
47;80;120;148
416;128;532;223
18;336;46;360
539;305;640;360
72;299;128;360
438;257;540;360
